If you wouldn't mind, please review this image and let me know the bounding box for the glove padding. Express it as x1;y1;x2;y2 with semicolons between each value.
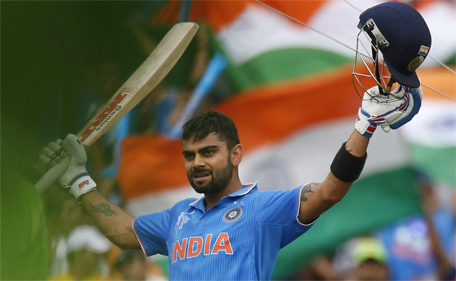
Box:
355;85;423;138
39;134;96;200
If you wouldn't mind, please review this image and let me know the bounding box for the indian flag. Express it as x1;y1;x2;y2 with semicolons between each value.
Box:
401;68;456;187
119;0;455;279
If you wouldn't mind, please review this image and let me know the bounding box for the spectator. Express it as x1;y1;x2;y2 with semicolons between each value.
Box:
50;225;112;281
113;250;168;281
293;255;338;280
349;237;390;280
375;170;456;280
47;197;92;278
332;236;389;280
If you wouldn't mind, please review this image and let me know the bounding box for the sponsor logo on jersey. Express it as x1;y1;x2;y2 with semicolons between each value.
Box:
175;212;190;234
171;233;233;263
223;207;243;222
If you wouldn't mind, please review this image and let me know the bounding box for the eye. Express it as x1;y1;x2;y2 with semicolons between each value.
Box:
183;154;194;160
204;150;214;156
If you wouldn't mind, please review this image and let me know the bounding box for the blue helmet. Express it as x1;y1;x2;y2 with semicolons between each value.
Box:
358;2;431;88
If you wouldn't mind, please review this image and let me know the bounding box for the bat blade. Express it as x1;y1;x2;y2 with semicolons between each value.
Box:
35;22;199;192
79;22;199;146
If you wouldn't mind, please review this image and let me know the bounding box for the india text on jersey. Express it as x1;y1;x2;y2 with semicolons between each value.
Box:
171;233;233;263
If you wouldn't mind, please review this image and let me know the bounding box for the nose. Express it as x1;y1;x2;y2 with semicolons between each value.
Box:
192;154;206;168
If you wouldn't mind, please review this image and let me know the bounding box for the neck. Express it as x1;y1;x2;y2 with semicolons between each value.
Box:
204;176;243;211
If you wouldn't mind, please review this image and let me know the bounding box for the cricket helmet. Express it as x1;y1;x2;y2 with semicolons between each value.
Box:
352;2;431;97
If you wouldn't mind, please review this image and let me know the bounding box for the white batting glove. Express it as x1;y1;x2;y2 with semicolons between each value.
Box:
39;134;96;200
355;85;423;138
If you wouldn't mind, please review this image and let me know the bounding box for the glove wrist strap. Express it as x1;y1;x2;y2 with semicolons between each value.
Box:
69;174;97;201
355;109;377;138
355;119;376;138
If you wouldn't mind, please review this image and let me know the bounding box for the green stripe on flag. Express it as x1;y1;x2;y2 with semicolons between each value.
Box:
409;143;456;186
224;48;351;93
272;166;422;280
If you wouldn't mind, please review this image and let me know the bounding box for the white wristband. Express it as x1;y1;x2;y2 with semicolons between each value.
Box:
69;175;97;200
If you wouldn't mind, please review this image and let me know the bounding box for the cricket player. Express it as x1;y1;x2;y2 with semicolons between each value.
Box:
40;2;431;280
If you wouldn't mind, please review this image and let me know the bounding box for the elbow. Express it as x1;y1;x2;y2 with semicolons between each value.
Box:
321;188;345;205
117;241;136;251
106;233;140;250
321;174;353;204
322;194;343;206
105;223;140;250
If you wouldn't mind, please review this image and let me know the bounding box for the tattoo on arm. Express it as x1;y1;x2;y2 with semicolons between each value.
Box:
91;203;118;217
300;182;320;202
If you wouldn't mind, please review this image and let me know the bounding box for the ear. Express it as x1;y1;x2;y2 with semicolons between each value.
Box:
230;144;244;167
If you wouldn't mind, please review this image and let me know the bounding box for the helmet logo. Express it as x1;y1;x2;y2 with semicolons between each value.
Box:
407;56;424;72
418;45;429;56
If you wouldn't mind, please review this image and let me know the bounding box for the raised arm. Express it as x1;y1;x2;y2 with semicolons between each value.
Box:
298;130;368;223
40;134;140;250
298;85;423;223
79;190;140;250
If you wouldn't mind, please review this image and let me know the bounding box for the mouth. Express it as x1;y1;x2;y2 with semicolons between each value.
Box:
192;171;211;183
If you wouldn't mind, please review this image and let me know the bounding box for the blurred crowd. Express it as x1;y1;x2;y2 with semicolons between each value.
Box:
291;171;456;281
2;1;455;281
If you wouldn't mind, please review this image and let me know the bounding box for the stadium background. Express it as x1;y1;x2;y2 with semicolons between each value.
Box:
2;1;455;280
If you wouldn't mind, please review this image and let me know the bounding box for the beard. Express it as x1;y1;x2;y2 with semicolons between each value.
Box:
187;155;233;194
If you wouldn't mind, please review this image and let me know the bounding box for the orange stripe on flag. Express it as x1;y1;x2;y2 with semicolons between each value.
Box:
417;67;456;101
118;136;187;199
190;1;328;32
215;65;359;152
190;1;251;32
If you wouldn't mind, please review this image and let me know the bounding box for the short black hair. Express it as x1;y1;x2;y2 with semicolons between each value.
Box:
182;111;240;150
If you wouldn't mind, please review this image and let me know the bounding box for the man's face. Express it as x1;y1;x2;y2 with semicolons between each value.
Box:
182;133;233;194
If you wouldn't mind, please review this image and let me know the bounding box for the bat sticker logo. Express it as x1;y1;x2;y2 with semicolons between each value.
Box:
79;88;132;142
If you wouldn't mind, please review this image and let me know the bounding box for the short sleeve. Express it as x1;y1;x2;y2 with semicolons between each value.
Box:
133;209;171;256
255;186;317;248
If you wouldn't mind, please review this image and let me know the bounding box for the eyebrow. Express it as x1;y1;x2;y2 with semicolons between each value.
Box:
182;145;220;155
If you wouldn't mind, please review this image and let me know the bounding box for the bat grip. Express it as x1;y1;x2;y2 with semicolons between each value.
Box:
35;156;70;193
49;148;65;169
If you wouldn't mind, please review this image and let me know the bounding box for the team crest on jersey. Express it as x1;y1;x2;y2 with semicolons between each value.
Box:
175;212;190;233
223;207;243;222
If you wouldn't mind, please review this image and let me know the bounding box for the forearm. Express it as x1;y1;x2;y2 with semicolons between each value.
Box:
323;130;369;200
345;130;369;157
299;130;369;222
80;190;140;250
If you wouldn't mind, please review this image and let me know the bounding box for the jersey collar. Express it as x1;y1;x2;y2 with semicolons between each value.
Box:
188;182;258;211
227;182;257;197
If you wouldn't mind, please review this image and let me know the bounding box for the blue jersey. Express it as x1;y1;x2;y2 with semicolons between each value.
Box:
133;183;316;280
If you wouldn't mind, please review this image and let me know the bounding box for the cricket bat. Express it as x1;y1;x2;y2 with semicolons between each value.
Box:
35;22;199;192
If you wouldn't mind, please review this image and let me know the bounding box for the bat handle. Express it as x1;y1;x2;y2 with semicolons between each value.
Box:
35;156;71;193
49;147;65;169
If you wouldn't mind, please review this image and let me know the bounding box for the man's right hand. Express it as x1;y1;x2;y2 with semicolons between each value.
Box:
40;134;96;200
355;84;423;138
